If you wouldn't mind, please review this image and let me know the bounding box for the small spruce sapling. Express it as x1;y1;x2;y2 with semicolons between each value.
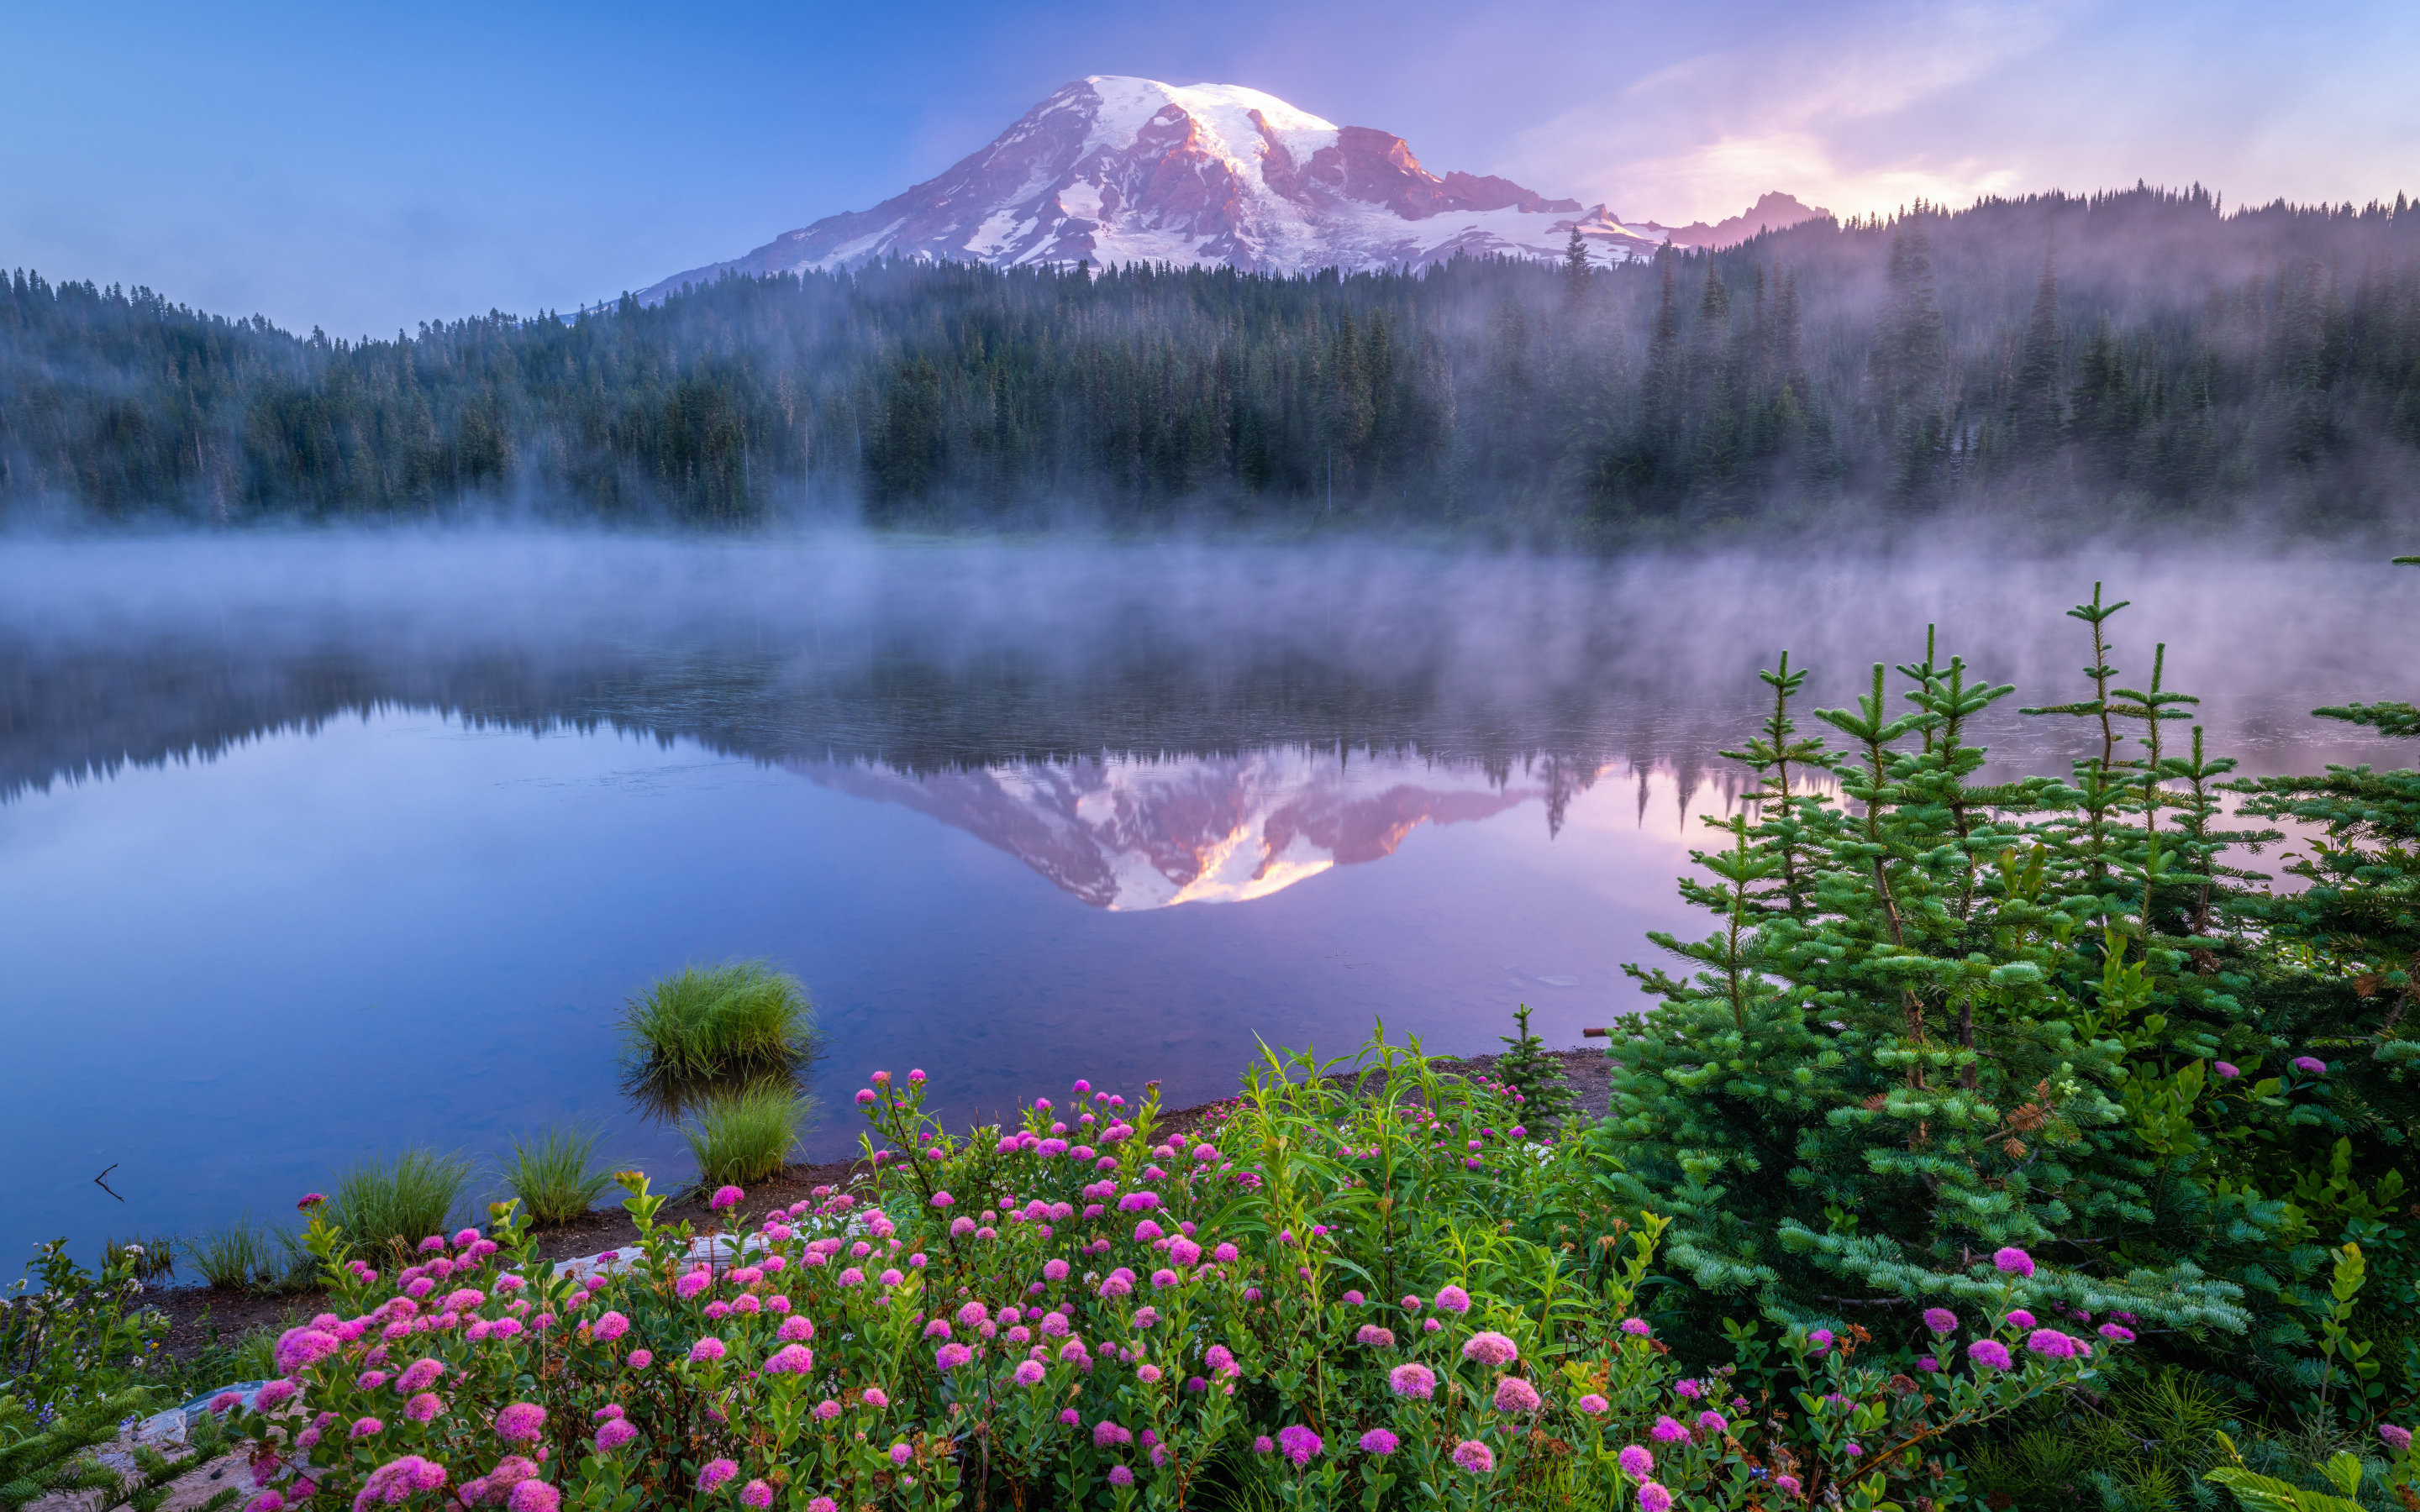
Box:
1493;1004;1577;1128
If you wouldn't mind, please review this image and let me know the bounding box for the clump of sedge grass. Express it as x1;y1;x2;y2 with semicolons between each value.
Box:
324;1147;474;1258
103;1232;177;1283
622;961;814;1082
680;1084;811;1189
499;1126;615;1227
183;1221;274;1292
182;1215;313;1294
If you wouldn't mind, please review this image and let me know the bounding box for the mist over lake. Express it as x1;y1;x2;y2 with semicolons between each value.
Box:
3;531;2411;1263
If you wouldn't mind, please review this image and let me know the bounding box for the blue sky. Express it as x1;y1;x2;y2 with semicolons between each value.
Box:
3;0;2412;337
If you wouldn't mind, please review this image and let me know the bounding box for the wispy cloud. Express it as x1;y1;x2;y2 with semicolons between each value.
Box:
1506;1;2075;223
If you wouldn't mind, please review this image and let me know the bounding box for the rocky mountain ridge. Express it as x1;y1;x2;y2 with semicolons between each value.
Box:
641;76;1821;298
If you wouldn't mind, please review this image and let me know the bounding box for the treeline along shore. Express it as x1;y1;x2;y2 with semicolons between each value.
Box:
5;184;2419;532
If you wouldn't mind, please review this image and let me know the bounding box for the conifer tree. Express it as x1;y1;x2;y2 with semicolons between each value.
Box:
1870;218;1949;501
1591;580;2420;1416
2007;232;2065;459
1595;611;2255;1347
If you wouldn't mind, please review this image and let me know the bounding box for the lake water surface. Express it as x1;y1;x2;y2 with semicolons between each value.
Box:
3;533;2410;1268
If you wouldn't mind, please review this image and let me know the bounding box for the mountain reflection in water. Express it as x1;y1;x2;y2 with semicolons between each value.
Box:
802;750;1597;910
8;534;2419;1267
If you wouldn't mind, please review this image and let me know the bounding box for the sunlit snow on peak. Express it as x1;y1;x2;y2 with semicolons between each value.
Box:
639;76;1666;297
1076;76;1342;174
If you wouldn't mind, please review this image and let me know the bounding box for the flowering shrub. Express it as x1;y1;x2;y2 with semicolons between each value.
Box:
225;1039;2115;1511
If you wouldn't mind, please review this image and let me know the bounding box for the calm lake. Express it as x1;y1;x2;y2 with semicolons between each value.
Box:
3;533;2408;1268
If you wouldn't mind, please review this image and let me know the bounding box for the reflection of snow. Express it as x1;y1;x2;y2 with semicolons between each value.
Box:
794;749;1566;911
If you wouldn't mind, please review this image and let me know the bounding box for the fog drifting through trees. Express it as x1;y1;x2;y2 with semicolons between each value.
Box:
3;186;2417;534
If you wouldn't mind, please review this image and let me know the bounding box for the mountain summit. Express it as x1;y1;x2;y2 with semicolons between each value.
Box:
640;76;1669;297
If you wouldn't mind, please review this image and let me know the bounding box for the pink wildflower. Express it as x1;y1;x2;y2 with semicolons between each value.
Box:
1991;1247;2035;1278
1463;1331;1519;1367
273;1328;342;1376
1389;1362;1437;1399
1452;1440;1496;1473
2026;1329;2080;1359
1276;1425;1323;1466
697;1459;738;1494
1923;1308;1959;1333
508;1483;558;1512
1434;1284;1472;1314
1619;1445;1655;1478
595;1419;639;1452
496;1403;546;1441
1493;1376;1543;1412
710;1185;745;1210
1360;1429;1399;1456
688;1336;727;1363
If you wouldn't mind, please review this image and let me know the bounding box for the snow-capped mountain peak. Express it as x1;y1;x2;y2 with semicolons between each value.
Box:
1075;77;1339;172
640;76;1670;297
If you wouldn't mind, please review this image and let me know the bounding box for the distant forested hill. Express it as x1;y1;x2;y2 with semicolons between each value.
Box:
4;185;2417;532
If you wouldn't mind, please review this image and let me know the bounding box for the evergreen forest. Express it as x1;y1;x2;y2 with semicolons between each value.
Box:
5;184;2418;532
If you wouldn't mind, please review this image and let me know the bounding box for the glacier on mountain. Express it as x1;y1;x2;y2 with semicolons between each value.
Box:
640;76;1673;298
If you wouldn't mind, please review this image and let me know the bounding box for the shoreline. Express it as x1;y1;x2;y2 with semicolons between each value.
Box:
133;1047;1612;1359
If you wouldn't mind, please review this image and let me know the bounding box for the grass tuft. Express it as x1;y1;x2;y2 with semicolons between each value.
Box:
325;1147;474;1259
622;961;814;1082
103;1232;178;1283
182;1216;313;1294
679;1084;811;1189
499;1126;615;1227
